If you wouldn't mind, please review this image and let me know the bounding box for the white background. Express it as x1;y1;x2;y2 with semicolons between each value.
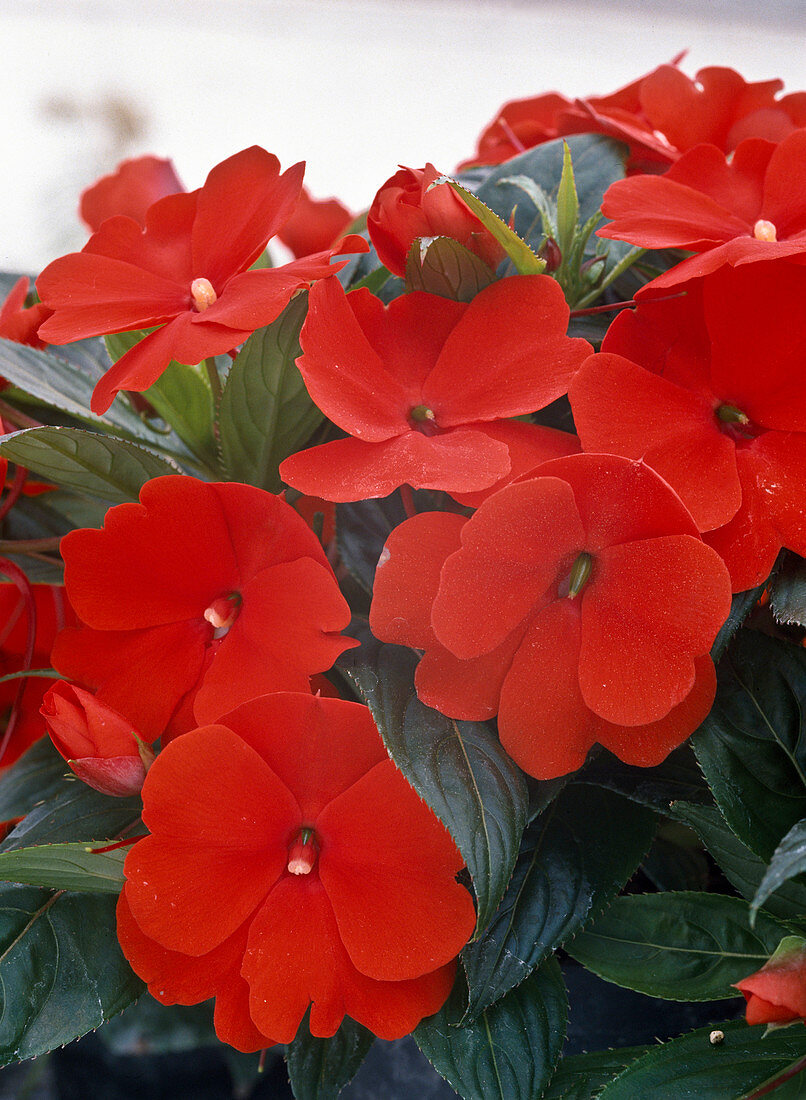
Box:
1;0;804;271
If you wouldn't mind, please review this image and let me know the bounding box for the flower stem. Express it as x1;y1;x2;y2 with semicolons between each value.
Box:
203;357;223;406
743;1053;806;1098
400;484;416;519
573;246;645;310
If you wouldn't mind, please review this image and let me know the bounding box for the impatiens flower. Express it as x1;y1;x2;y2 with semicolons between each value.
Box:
79;155;184;232
37;146;367;414
370;454;731;780
118;692;475;1049
735;936;806;1027
277;186;354;259
51;476;357;740
598;132;806;287
367;163;505;277
0;584;74;769
41;682;153;797
0;277;51;351
569;263;806;590
279;276;591;501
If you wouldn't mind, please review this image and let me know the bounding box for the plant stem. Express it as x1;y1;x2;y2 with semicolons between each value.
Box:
573;246;645;310
743;1053;806;1098
0;400;42;431
204;357;223;405
0;537;62;553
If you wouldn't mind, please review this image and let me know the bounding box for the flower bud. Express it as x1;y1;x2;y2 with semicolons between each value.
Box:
41;682;153;797
734;935;806;1027
367;163;504;277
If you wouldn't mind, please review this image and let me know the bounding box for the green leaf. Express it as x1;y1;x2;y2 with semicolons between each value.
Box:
555;142;580;261
415;957;567;1100
770;553;806;628
0;777;140;851
0;739;70;822
462;785;655;1019
567;893;788;1001
0;426;179;502
577;745;710;812
286;1011;373;1100
674;801;806;925
143;362;217;468
0;883;143;1065
428;177;545;275
339;637;528;934
693;632;806;860
711;585;766;661
404;237;496;301
218;295;322;492
0;840;126;893
543;1047;650;1100
0;336;182;450
642;824;710;893
597;1019;806;1100
476;135;627;252
751;820;806;923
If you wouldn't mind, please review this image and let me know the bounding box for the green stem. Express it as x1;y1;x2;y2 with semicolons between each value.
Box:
203;357;223;406
0;537;62;553
573;246;646;310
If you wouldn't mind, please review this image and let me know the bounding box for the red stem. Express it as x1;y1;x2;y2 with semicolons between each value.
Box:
744;1052;806;1099
0;558;36;767
400;484;417;519
0;465;28;523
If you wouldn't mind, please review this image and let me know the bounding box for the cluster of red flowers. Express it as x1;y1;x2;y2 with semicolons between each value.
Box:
0;55;802;1054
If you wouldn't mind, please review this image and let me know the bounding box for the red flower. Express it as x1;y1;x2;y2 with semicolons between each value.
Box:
0;584;74;769
41;682;152;797
569;264;806;590
598;132;806;287
367;163;504;277
51;476;357;740
370;454;731;780
0;277;51;351
79;155;184;232
279;276;591;501
118;692;475;1048
37;146;367;414
735;936;806;1027
277;186;354;259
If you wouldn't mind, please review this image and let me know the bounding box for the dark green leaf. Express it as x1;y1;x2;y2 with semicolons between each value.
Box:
0;739;70;822
477;135;626;253
577;745;710;812
0;840;126;893
711;585;767;662
0;883;143;1065
0;778;140;851
429;177;545;275
751;820;806;923
543;1047;650;1100
597;1019;806;1100
415;957;567;1100
143;362;217;469
101;996;216;1055
405;237;496;301
567;893;788;1001
770;553;806;628
218;295;322;492
286;1011;373;1100
336;488;442;593
339;637;528;933
0;336;181;449
674;801;806;924
693;632;806;860
462;786;655;1019
0;427;179;502
642;824;710;893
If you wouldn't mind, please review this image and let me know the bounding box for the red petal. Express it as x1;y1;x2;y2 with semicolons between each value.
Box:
763;129;806;235
498;599;596;780
196;267;309;330
579;535;730;724
424;275;590;422
569;353;741;531
80;155;184;232
216;694;387;822
192;558;355;726
415;625;527;721
533;453;701;549
370;511;467;648
319;759;475;980
432;477;585;659
191;148;305;285
592;655;717;766
279;428;511;501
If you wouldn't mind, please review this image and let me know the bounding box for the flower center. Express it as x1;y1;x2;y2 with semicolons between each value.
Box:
566;552;593;599
752;219;777;242
409;405;442;436
715;403;761;444
191;277;217;311
287;827;318;875
203;592;242;638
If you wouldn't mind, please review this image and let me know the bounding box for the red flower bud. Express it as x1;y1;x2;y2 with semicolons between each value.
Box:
40;682;153;797
367;163;504;277
735;936;806;1027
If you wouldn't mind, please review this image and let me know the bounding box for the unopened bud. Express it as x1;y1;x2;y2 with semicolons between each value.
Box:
538;237;562;273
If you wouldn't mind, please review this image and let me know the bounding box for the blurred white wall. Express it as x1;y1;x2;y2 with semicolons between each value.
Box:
1;0;804;271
